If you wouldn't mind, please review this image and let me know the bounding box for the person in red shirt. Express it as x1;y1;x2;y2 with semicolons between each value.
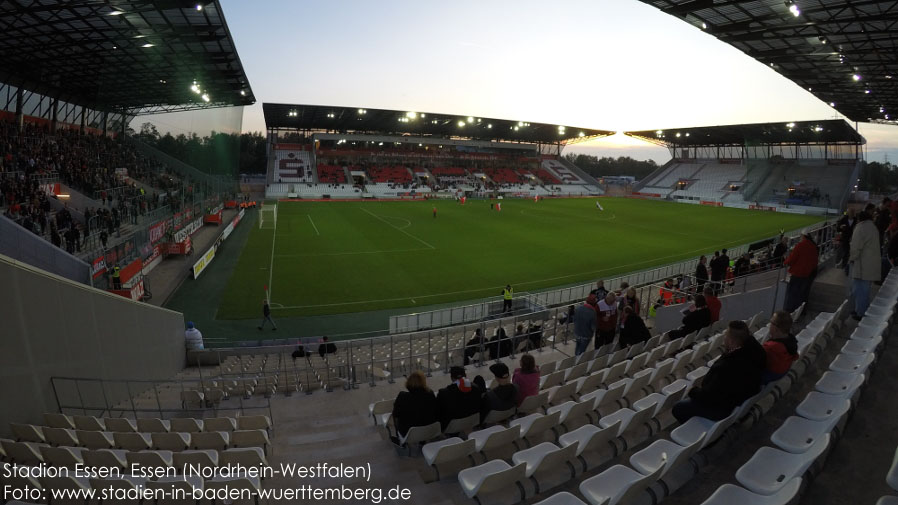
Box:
702;286;722;322
761;311;799;383
783;234;818;312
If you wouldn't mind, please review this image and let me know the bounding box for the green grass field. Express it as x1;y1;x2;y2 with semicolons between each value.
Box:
217;197;823;319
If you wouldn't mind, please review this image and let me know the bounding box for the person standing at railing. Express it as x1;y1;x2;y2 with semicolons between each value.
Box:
502;284;513;313
783;233;819;312
695;255;709;293
574;294;598;356
596;292;619;349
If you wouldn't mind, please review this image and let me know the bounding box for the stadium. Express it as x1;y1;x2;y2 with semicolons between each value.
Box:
1;1;897;505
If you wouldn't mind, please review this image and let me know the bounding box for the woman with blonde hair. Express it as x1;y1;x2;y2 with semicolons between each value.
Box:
391;371;437;440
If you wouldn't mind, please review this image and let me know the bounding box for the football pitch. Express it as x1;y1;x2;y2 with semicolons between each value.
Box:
217;197;823;319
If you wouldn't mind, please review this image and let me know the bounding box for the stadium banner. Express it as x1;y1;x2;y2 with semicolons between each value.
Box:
192;245;216;278
166;237;191;255
776;207;807;214
148;220;168;244
221;221;235;241
234;208;245;225
632;192;662;198
749;204;777;212
143;244;163;270
173;217;203;243
225;200;238;209
119;257;143;284
40;183;61;196
700;200;723;207
171;208;194;231
90;256;107;279
108;279;144;301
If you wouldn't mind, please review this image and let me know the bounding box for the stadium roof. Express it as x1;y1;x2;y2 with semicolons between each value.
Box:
0;0;255;115
263;103;614;145
625;119;865;147
637;0;898;125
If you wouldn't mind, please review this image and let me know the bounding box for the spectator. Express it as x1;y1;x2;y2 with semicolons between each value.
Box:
318;336;337;358
479;363;518;422
291;346;307;361
436;366;482;431
695;255;709;292
668;294;711;340
592;279;608;299
702;286;722;323
390;371;437;442
488;325;512;360
619;306;651;349
184;321;204;350
258;299;277;330
771;236;788;266
574;294;598;356
512;354;540;406
596;292;618;348
709;250;726;291
762;311;798;383
849;210;881;320
888;228;898;268
672;320;766;423
783;233;819;312
501;284;513;312
463;328;485;366
837;208;857;272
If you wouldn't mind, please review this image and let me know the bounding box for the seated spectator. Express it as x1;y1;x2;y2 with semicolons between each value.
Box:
488;326;512;360
318;336;337;358
761;311;799;383
703;286;722;322
390;371;437;442
184;321;204;350
619;306;651;349
291;346;307;361
436;366;482;431
672;320;766;423
479;363;518;422
667;294;712;340
522;322;543;351
512;354;540;406
464;328;485;365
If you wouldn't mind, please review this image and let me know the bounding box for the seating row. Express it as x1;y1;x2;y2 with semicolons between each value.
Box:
4;428;269;454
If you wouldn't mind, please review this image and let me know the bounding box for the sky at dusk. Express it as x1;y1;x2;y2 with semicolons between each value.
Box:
147;0;897;165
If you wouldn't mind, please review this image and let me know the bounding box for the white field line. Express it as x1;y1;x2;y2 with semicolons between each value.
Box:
275;247;431;258
359;207;435;249
307;214;320;235
267;210;278;302
271;231;770;310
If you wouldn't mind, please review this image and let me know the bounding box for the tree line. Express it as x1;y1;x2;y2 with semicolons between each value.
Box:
563;153;659;180
133;123;267;176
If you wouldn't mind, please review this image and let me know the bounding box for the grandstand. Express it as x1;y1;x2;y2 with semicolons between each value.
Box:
628;120;864;213
4;1;898;505
262;104;610;199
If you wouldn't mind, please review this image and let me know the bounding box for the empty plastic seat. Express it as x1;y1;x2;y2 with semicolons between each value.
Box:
73;415;105;431
511;441;578;493
103;418;137;433
191;431;229;451
599;400;657;438
127;450;174;469
231;430;271;455
671;409;738;449
76;430;114;449
698;478;802;505
510;411;561;445
171;418;203;433
547;400;596;431
43;427;79;447
533;491;588;505
10;424;45;444
220;447;268;468
840;335;882;355
578;457;666;505
518;391;550;415
180;390;205;409
39;445;83;469
236;415;271;432
457;460;527;502
83;448;128;471
629;433;704;479
735;434;829;495
421;437;476;479
43;413;75;429
770;413;845;454
136;418;170;433
368;399;393;426
113;432;152;451
482;407;516;426
1;440;44;465
558;422;620;471
468;425;521;456
815;371;864;396
548;382;578;405
444;413;480;436
397;421;442;455
204;417;238;432
152;432;190;451
173;449;219;471
796;392;851;422
828;353;875;374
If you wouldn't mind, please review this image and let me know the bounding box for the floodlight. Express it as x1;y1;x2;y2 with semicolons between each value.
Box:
514;126;519;131
701;22;707;29
829;102;835;106
201;93;210;102
406;111;417;118
467;116;474;123
109;10;125;15
865;90;870;94
487;124;492;129
518;121;524;127
357;109;366;114
141;43;154;48
685;133;690;137
190;84;200;93
458;120;465;127
676;133;681;137
420;114;425;118
814;126;823;132
786;122;795;128
578;132;585;137
852;74;861;81
887;76;893;79
196;4;203;11
788;4;800;16
656;130;663;136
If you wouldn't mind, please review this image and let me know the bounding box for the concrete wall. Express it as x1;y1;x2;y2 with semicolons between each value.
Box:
0;214;91;285
0;253;184;435
654;281;786;334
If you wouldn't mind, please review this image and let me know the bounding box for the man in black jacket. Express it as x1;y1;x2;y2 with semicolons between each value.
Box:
667;295;712;340
672;320;766;423
436;366;482;431
479;363;518;423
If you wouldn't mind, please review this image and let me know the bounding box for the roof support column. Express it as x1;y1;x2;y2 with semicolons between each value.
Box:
102;112;108;136
50;98;58;132
80;107;86;134
14;88;23;133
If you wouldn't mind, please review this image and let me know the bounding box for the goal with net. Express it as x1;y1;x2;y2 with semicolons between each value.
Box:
259;203;277;229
